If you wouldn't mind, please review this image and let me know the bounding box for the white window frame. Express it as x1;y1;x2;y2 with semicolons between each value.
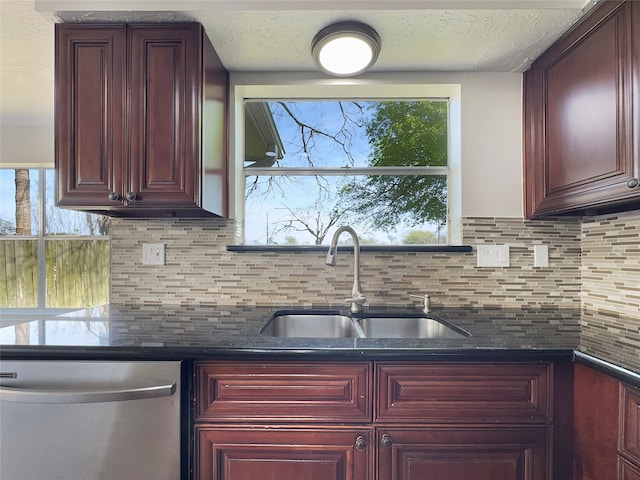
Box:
230;72;462;245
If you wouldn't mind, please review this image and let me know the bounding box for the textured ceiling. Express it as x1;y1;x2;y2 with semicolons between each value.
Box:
1;0;596;125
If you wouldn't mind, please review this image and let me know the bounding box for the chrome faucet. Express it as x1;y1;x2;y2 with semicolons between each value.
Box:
326;226;365;313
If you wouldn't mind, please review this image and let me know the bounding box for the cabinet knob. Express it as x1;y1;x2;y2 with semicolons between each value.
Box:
627;178;639;189
354;436;367;451
380;434;393;449
125;192;138;201
108;192;121;201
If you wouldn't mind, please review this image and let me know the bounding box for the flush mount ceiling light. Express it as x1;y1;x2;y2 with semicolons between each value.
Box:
311;21;381;76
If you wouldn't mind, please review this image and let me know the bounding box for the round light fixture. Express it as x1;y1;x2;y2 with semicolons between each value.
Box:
311;21;381;76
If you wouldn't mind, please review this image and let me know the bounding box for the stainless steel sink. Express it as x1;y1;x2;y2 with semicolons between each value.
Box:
260;310;470;339
260;312;360;338
357;315;470;339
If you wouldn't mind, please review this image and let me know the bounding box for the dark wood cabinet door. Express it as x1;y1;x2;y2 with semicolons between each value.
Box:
128;24;201;208
620;384;640;467
619;458;640;480
524;1;640;217
377;427;550;480
573;363;620;480
196;426;371;480
55;25;126;208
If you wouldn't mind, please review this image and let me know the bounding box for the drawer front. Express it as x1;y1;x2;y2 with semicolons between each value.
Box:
620;384;640;466
376;362;551;423
195;361;371;422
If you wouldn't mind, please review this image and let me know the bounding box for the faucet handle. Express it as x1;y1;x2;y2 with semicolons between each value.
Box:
345;295;366;304
344;295;366;313
409;293;431;313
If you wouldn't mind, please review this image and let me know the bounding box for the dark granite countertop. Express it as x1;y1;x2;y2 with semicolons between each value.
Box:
2;304;639;386
0;303;580;355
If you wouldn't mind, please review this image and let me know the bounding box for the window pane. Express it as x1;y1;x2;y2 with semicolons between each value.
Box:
45;239;109;308
244;99;448;245
0;321;39;345
245;175;447;245
245;100;448;169
0;239;38;307
0;168;39;235
45;170;109;235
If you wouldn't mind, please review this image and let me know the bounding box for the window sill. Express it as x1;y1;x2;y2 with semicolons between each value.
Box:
226;245;473;253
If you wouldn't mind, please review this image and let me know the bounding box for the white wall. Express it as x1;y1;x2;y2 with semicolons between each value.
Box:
458;73;523;218
0;125;54;167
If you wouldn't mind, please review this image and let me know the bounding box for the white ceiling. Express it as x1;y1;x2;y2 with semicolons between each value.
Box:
1;0;597;126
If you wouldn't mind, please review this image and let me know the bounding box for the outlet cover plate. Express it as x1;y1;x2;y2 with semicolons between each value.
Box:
143;243;165;265
534;244;549;268
477;244;510;267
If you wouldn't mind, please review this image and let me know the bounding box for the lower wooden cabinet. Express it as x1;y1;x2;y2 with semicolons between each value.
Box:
195;426;372;480
194;360;553;480
620;384;640;480
573;364;640;480
573;362;620;480
376;427;550;480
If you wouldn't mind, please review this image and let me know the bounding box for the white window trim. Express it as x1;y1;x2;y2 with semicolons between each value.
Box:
230;72;462;245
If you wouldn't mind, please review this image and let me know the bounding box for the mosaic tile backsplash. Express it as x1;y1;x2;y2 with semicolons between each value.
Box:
580;210;640;372
110;211;640;370
111;216;582;309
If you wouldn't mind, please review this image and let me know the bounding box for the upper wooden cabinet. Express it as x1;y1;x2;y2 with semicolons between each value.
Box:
524;1;640;218
55;23;228;217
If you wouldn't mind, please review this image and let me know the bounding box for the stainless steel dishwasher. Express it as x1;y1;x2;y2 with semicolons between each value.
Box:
0;360;182;480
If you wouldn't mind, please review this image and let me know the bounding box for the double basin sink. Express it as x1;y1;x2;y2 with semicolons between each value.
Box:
260;310;471;339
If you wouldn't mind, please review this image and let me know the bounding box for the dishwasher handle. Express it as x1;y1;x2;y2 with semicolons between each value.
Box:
0;382;176;404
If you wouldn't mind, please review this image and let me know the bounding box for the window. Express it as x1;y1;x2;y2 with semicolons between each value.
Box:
0;168;109;310
234;81;462;246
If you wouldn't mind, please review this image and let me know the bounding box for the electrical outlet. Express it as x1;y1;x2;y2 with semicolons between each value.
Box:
533;244;549;268
477;245;510;267
143;243;165;265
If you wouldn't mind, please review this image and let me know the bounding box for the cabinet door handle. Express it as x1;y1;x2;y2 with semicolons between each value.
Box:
355;435;367;451
125;191;138;201
108;192;121;201
627;178;639;189
380;434;393;449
